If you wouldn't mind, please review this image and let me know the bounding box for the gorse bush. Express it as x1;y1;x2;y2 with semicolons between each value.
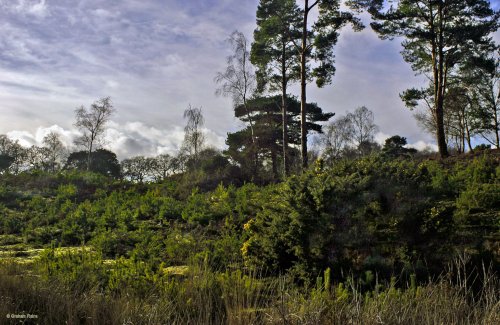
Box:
1;154;498;276
242;155;499;281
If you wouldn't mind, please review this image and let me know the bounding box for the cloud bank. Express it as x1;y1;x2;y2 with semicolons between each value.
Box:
6;122;225;160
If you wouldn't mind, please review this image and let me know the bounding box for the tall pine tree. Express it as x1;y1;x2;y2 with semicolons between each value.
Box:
252;0;303;176
295;0;362;169
359;0;499;157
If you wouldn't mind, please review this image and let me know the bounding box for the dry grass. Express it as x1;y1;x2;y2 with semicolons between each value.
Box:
0;258;498;325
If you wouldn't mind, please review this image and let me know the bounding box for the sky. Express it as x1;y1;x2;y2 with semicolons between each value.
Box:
0;0;499;159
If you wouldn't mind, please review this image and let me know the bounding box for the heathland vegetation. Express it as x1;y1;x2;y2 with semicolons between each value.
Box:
0;149;499;324
1;0;499;324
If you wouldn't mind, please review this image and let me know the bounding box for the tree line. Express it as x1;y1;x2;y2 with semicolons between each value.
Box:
216;0;499;177
1;0;498;183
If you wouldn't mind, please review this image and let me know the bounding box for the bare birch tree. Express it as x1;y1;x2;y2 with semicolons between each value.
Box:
182;105;205;165
74;97;115;171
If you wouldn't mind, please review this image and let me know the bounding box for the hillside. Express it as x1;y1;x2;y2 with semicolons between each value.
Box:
0;151;498;324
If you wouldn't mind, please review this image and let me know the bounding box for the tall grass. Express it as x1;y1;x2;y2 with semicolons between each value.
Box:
0;254;498;324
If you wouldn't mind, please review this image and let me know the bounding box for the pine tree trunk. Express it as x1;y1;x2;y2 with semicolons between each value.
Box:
271;147;278;180
435;3;449;158
435;94;449;157
494;88;500;148
281;40;289;177
300;1;309;170
465;119;473;153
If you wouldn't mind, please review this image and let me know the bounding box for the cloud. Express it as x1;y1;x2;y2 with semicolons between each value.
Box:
5;0;494;158
374;132;391;146
5;121;225;160
105;121;185;158
106;121;225;158
5;130;36;147
374;132;437;152
7;0;50;18
0;0;248;143
7;125;79;148
406;141;438;152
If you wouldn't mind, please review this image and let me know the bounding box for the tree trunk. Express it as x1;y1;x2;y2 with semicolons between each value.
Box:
271;147;278;181
435;95;449;157
435;3;449;158
495;112;500;149
494;87;500;148
243;98;259;179
281;40;289;177
465;119;473;153
87;140;93;171
300;1;309;170
242;41;259;177
459;111;465;154
244;101;257;145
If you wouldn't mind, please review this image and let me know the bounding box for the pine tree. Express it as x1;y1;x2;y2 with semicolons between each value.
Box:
361;0;499;157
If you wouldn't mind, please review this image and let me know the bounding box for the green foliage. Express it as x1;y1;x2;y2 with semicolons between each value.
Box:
0;153;498;300
37;248;107;293
366;0;498;157
163;229;200;265
0;153;14;172
243;154;499;280
182;189;213;224
56;183;77;200
61;200;98;245
475;143;491;151
382;135;417;158
65;149;121;178
226;95;333;181
91;229;136;259
251;0;302;93
452;156;500;237
0;210;24;235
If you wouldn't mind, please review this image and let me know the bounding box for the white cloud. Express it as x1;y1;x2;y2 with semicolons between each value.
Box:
374;132;391;146
105;80;120;89
106;121;225;158
8;0;50;18
374;132;437;152
92;8;119;19
407;141;438;152
34;125;78;148
7;125;79;149
5;121;225;161
0;0;460;157
28;0;48;17
6;130;36;147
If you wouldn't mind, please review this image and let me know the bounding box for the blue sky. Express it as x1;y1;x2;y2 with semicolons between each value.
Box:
0;0;498;158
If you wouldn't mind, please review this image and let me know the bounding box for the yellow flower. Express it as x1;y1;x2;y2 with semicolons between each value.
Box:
243;219;254;231
241;241;250;256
